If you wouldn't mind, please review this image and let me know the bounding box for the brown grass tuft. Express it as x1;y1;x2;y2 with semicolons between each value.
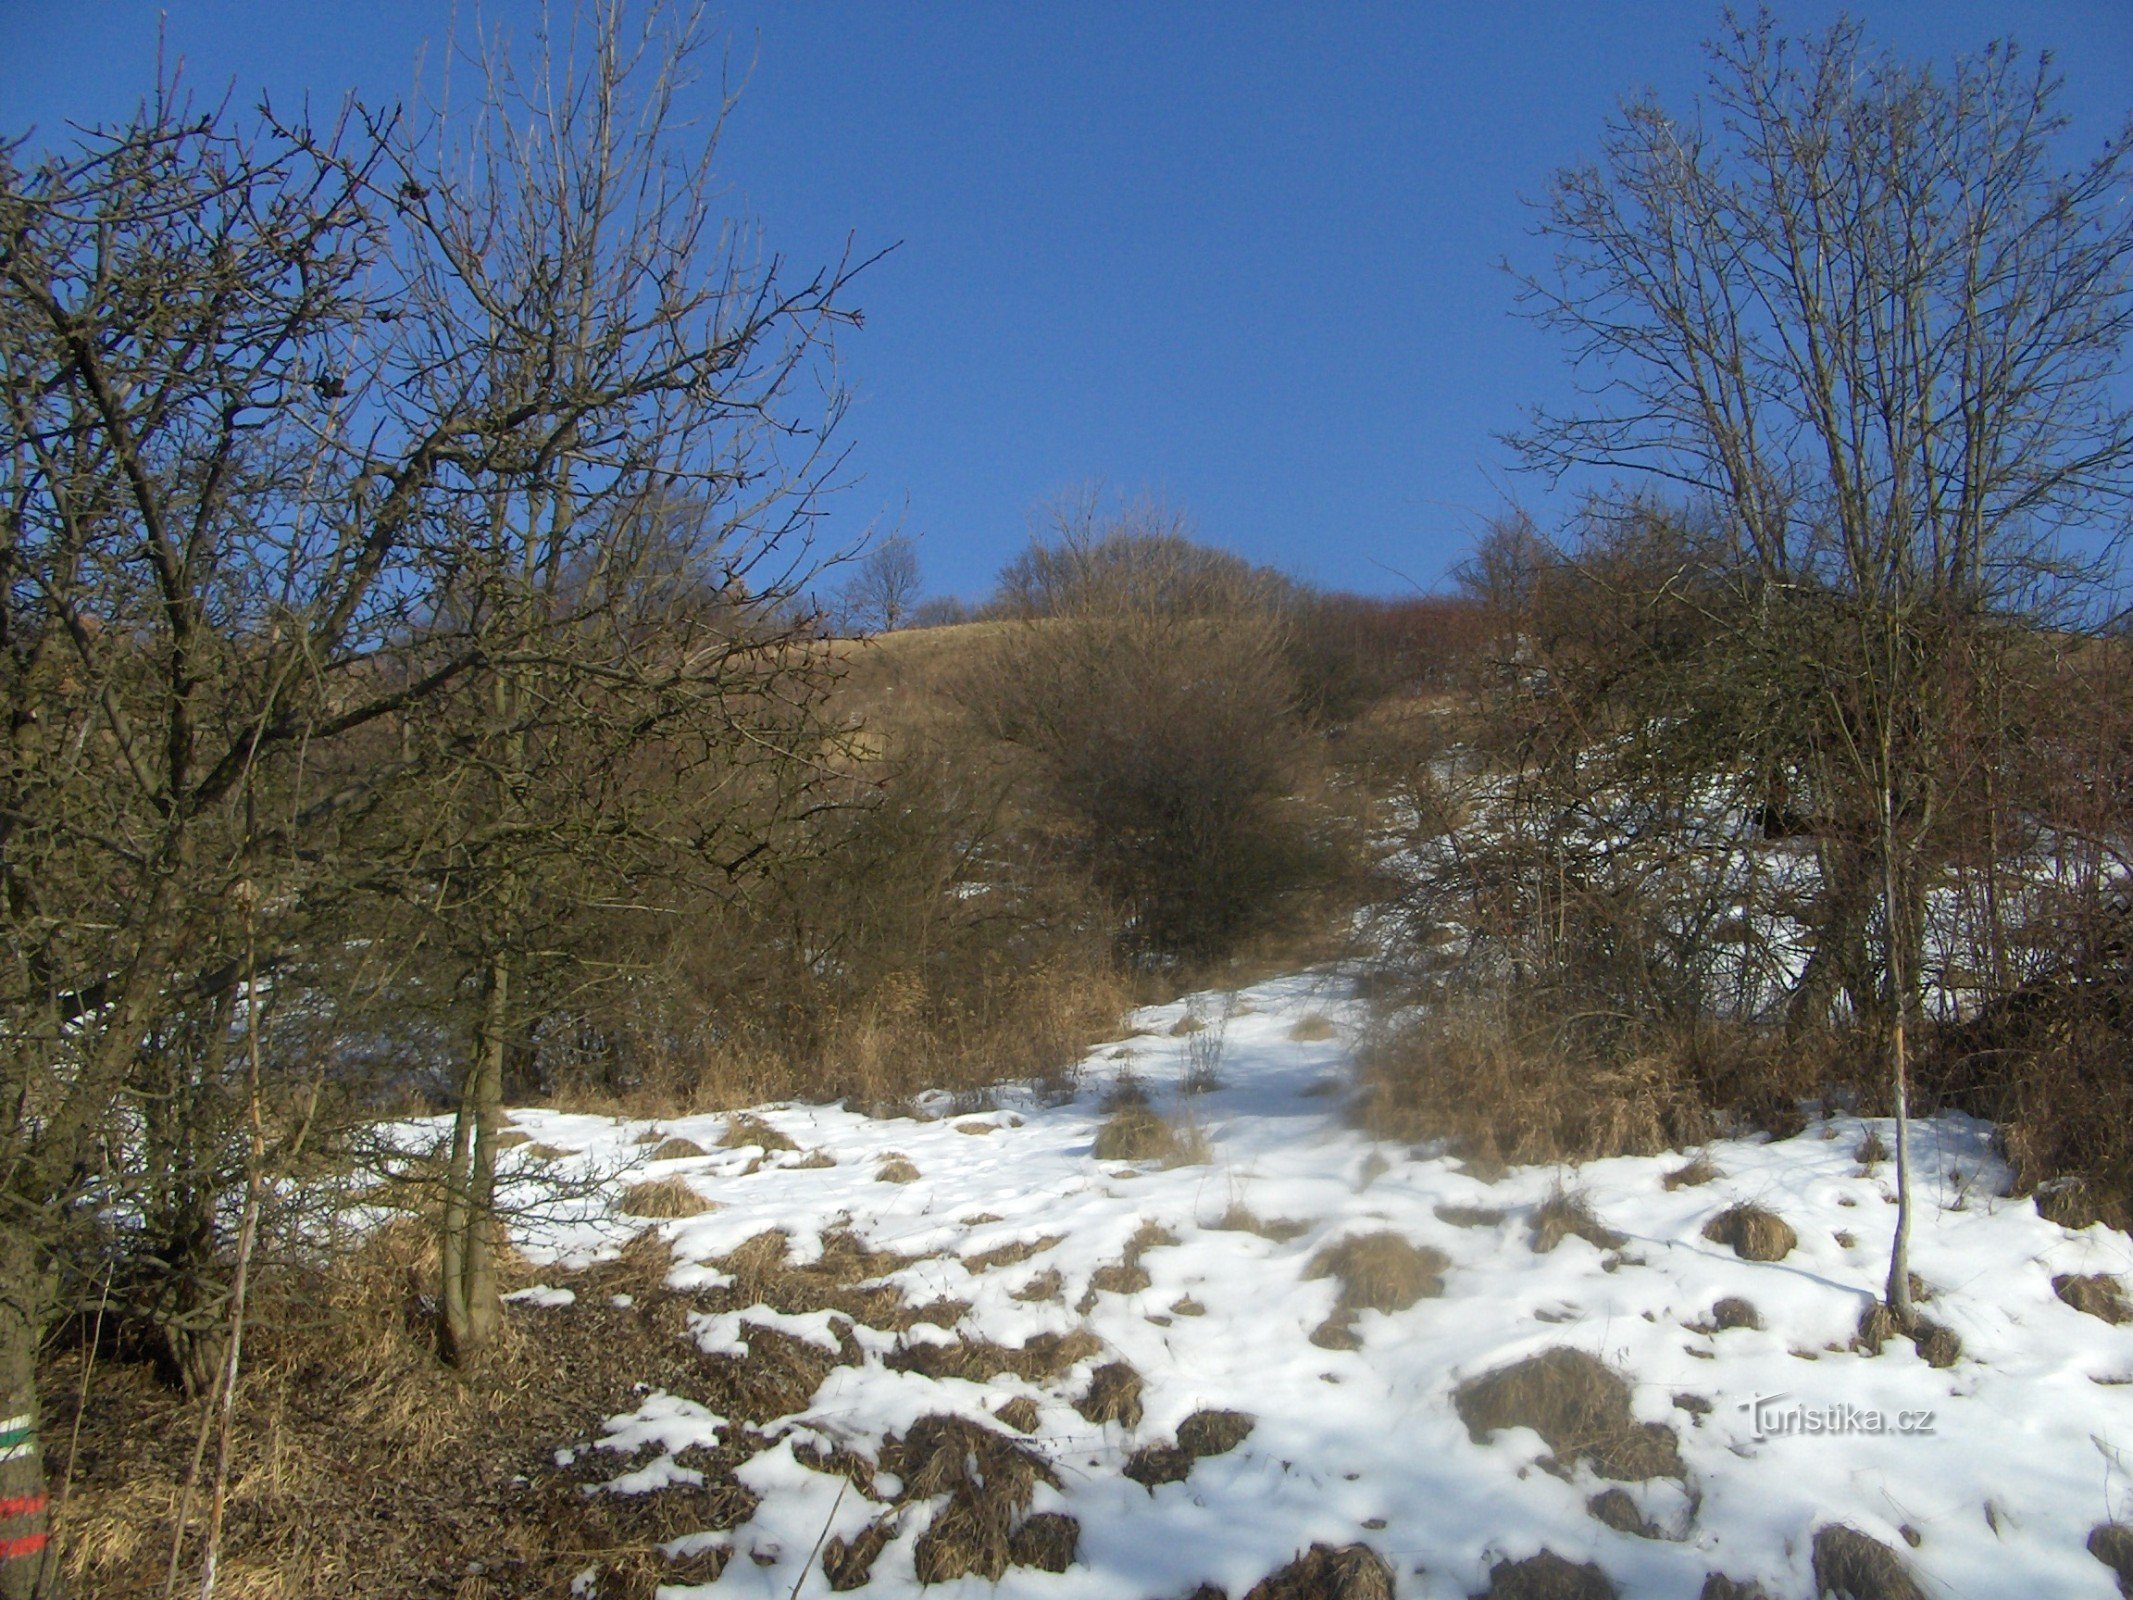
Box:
1008;1512;1080;1573
883;1414;1063;1584
1810;1526;1926;1600
1242;1542;1395;1600
1011;1268;1064;1304
994;1396;1043;1434
1706;1296;1763;1332
822;1518;895;1591
618;1176;712;1218
1305;1232;1448;1314
964;1235;1064;1272
1476;1550;1618;1600
1357;1002;1751;1164
2057;1273;2133;1324
1853;1303;1962;1367
2088;1523;2133;1596
1698;1577;1774;1600
1530;1188;1627;1253
1211;1204;1310;1241
1074;1359;1145;1428
722;1112;799;1152
1662;1155;1720;1190
1453;1347;1683;1481
1588;1487;1659;1539
887;1328;1102;1385
1125;1408;1255;1489
522;1142;576;1161
876;1154;921;1184
1701;1204;1796;1261
1093;1105;1207;1165
646;1136;708;1161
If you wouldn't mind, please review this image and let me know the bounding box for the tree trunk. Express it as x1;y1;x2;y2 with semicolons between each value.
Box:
0;1232;59;1599
439;952;508;1364
1880;802;1918;1330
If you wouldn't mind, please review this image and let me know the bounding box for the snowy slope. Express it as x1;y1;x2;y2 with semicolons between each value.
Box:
487;971;2133;1599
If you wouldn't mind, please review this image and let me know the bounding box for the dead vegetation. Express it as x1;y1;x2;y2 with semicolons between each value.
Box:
646;1135;709;1161
1241;1541;1396;1600
881;1413;1068;1584
1073;1358;1146;1428
887;1328;1103;1385
1209;1203;1311;1242
1811;1525;1926;1600
1477;1550;1618;1600
875;1154;921;1184
2056;1273;2133;1324
1303;1230;1449;1350
1092;1104;1208;1164
963;1235;1064;1272
722;1112;799;1152
1854;1303;1962;1368
1124;1407;1256;1488
1529;1188;1627;1253
2089;1523;2133;1596
1700;1204;1797;1262
1453;1347;1683;1481
1288;1013;1339;1041
46;1226;772;1599
618;1175;714;1218
1663;1154;1720;1190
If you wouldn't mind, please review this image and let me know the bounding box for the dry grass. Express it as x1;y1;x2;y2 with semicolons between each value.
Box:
963;1235;1063;1272
1662;1154;1720;1190
1811;1526;1926;1600
1701;1204;1797;1262
1073;1359;1145;1428
1476;1550;1618;1600
646;1135;708;1161
1209;1203;1311;1241
1854;1302;1963;1368
1698;1575;1775;1600
1358;1002;1736;1164
1092;1105;1207;1165
1305;1232;1448;1313
47;1225;766;1600
1288;1013;1339;1041
2057;1273;2133;1324
1705;1296;1763;1332
1241;1542;1395;1600
721;1112;798;1153
876;1154;921;1184
1011;1268;1064;1304
887;1328;1102;1384
1453;1347;1683;1482
993;1396;1042;1434
1530;1188;1626;1253
1434;1202;1508;1228
880;1413;1065;1584
1124;1407;1256;1488
618;1175;712;1217
2088;1523;2133;1596
1588;1487;1658;1539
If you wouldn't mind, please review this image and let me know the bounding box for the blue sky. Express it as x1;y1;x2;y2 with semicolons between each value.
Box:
5;3;2131;601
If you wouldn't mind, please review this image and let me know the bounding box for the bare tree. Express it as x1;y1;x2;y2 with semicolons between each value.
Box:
1512;12;2133;1326
840;530;923;633
381;0;859;1361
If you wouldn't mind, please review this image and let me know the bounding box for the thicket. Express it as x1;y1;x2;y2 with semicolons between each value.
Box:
1368;16;2133;1316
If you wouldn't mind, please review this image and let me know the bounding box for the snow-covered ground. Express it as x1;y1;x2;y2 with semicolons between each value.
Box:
487;970;2133;1598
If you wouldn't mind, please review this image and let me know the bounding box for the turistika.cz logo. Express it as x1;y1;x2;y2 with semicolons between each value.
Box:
1739;1393;1936;1440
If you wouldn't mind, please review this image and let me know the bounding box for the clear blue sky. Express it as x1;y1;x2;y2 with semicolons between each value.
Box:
5;3;2131;601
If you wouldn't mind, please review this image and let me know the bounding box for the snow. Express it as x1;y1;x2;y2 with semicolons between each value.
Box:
467;970;2133;1598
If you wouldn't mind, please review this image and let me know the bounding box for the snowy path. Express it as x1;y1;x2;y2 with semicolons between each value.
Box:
494;970;2133;1599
